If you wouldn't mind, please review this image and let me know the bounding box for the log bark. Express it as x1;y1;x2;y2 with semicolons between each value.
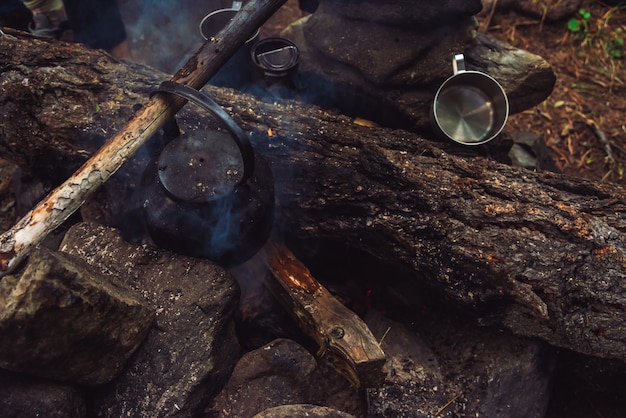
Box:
1;32;626;364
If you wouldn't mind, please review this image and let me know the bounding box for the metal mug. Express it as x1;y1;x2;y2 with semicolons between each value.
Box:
432;54;509;145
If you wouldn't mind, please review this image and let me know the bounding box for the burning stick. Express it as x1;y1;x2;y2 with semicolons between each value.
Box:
0;0;287;277
263;239;386;388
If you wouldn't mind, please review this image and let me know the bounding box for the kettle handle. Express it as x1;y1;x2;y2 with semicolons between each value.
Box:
155;80;255;182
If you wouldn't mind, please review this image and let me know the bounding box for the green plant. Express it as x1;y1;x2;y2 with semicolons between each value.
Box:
566;7;625;61
607;35;624;58
568;8;591;37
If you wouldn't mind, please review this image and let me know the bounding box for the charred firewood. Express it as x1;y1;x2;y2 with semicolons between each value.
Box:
263;239;386;388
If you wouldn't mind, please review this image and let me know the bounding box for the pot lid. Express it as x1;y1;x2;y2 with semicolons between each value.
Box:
157;131;244;202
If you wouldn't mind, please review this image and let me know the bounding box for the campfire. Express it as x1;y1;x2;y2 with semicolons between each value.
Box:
1;0;626;417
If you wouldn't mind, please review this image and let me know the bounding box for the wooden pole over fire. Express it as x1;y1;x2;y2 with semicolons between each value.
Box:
0;0;288;276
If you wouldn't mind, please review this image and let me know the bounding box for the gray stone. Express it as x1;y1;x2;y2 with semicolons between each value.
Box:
466;33;556;115
0;246;153;385
205;338;363;417
508;131;556;171
481;0;584;22
253;404;356;418
364;310;552;418
60;222;241;418
319;0;483;27
0;369;86;418
302;11;475;86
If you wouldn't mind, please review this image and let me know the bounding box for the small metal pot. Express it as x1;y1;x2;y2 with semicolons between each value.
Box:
251;37;300;80
141;81;274;267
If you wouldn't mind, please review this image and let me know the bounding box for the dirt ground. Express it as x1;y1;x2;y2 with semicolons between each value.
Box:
483;0;626;184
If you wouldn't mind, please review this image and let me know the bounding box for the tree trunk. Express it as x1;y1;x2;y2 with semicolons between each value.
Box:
1;31;626;364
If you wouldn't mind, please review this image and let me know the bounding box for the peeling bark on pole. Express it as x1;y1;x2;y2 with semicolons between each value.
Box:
0;0;288;276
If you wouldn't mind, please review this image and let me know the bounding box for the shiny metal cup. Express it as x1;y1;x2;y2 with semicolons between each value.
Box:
432;54;509;145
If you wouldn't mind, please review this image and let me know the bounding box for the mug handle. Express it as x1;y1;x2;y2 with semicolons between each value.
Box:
452;53;466;75
155;80;255;183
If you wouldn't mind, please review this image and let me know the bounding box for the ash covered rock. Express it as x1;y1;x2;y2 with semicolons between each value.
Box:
253;404;356;418
60;222;241;418
365;310;552;418
0;369;86;418
0;246;153;385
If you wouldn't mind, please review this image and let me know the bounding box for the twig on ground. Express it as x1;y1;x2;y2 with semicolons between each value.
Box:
0;28;17;39
435;393;462;417
578;112;615;162
479;0;499;33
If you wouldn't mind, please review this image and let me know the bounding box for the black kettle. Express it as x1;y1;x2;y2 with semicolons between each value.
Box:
141;81;274;267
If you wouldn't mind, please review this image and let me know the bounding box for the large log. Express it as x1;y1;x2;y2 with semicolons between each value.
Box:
1;31;626;364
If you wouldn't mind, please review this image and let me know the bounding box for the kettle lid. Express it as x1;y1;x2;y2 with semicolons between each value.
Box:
157;131;244;202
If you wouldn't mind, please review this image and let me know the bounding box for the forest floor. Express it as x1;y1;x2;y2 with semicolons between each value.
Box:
483;0;626;184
